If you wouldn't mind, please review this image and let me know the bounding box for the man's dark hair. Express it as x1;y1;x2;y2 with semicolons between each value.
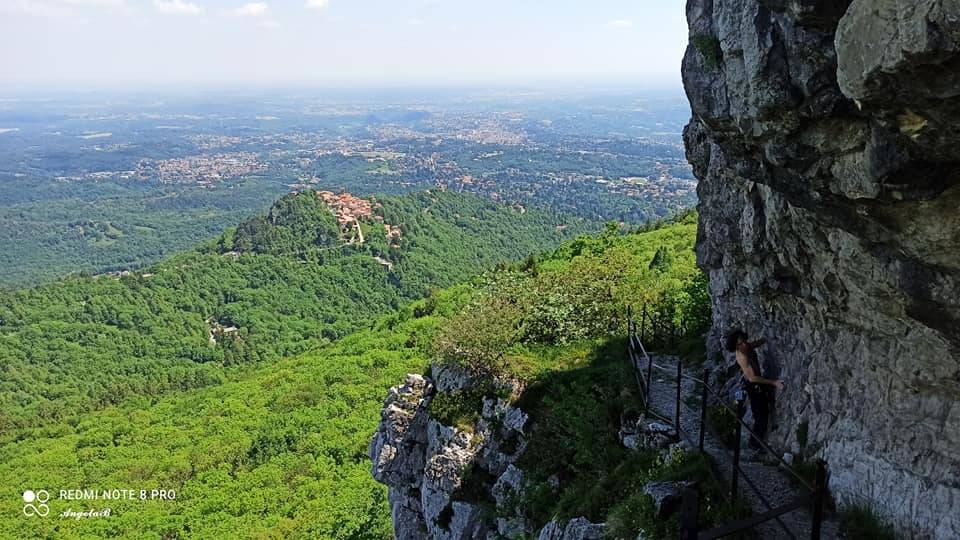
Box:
725;329;747;353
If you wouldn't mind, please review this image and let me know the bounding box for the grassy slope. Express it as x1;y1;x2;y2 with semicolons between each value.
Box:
426;213;743;537
0;214;701;539
0;285;470;539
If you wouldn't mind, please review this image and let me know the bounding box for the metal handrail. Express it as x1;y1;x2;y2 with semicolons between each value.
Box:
627;332;649;408
698;380;814;491
698;494;810;540
735;461;800;539
633;331;814;492
625;310;827;540
628;332;654;372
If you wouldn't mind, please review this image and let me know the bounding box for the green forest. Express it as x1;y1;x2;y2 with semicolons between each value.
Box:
0;198;710;538
0;190;591;433
0;177;290;289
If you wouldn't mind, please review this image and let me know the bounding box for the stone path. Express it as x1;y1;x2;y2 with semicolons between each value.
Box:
639;354;840;540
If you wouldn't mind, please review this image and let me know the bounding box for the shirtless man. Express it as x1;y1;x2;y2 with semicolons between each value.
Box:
725;329;784;454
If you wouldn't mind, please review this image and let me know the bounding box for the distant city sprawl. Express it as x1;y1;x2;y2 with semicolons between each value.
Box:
0;90;696;286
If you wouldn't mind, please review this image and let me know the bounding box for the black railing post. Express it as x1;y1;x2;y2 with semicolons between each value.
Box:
645;351;653;410
675;361;682;438
680;483;700;540
731;400;744;499
811;459;827;540
641;304;647;344
651;316;657;348
698;368;709;451
627;305;633;336
653;315;658;348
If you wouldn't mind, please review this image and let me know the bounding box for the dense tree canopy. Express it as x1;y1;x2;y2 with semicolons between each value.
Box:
0;190;591;432
0;195;706;539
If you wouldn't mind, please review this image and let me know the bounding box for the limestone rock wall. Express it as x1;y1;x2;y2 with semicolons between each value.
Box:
682;1;960;537
370;366;532;540
370;365;609;540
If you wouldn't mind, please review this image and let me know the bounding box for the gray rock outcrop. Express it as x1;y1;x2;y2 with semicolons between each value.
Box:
370;364;534;539
642;481;685;519
619;420;676;450
682;1;960;537
536;517;606;540
369;374;433;539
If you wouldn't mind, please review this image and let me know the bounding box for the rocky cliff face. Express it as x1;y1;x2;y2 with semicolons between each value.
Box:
369;367;523;540
369;367;608;540
682;1;960;537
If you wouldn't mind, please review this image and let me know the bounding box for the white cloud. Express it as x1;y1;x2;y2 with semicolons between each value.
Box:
259;19;280;29
407;17;424;26
153;0;202;15
305;0;328;10
230;2;267;17
606;19;632;28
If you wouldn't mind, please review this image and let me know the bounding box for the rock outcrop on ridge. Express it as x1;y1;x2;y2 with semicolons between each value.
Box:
369;367;531;539
682;1;960;537
369;365;608;540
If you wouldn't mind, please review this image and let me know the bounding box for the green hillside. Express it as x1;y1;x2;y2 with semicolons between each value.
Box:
0;190;590;433
0;212;705;539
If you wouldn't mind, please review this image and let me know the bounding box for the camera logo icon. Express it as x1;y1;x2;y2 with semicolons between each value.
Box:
22;490;50;517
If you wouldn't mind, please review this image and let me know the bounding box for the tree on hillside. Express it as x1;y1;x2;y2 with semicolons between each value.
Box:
433;294;522;379
649;245;673;272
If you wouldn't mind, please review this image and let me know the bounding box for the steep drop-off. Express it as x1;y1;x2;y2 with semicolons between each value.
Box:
682;1;960;536
369;216;738;539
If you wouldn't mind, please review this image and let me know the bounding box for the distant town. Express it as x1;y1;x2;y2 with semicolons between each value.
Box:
0;90;696;286
2;93;694;220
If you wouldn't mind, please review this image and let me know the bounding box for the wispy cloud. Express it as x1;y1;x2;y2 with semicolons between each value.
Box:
259;19;280;29
153;0;202;15
606;19;633;28
305;0;328;10
229;2;267;17
407;17;424;26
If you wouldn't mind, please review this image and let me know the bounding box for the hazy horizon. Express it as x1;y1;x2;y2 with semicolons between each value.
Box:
0;0;688;89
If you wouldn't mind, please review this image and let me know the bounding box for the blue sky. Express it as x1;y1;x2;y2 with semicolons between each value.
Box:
0;0;688;89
